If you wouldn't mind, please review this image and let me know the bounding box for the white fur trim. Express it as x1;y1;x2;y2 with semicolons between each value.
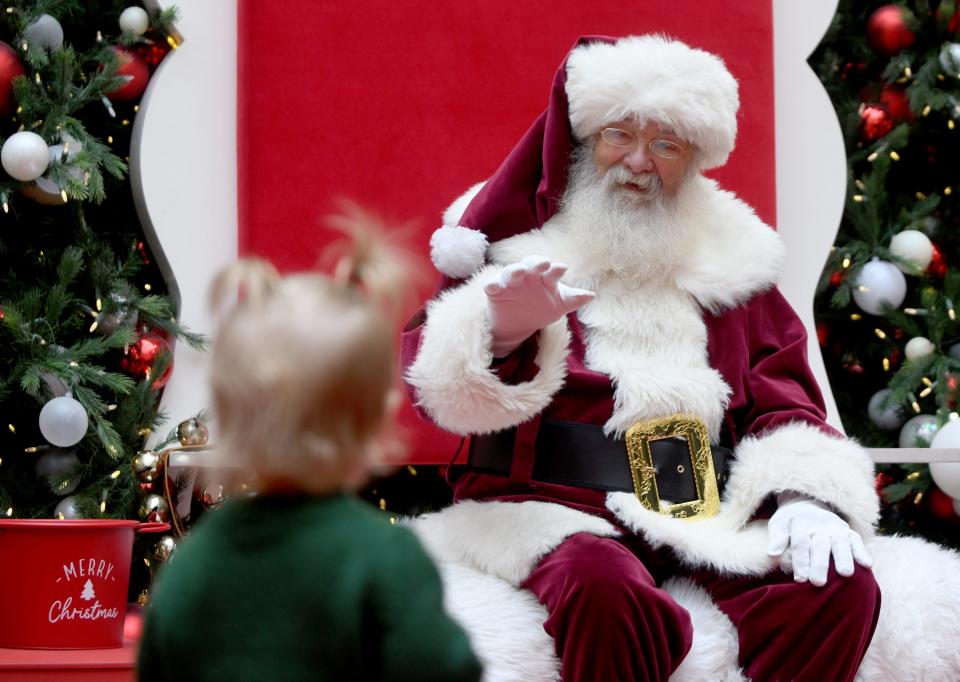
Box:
438;562;560;682
857;535;960;681
608;493;775;575
725;421;879;537
406;266;571;435
607;422;877;574
674;178;786;313
433;561;743;682
665;578;746;682
566;36;739;170
430;225;489;279
431;181;490;278
442;181;486;226
410;500;618;585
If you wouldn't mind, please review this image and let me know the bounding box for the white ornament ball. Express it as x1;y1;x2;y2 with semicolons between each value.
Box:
939;42;960;78
904;336;936;360
889;230;934;273
1;131;50;181
24;14;64;51
35;449;80;495
119;7;150;36
929;419;960;498
852;259;907;315
38;392;89;447
867;388;906;430
53;495;82;519
898;414;939;448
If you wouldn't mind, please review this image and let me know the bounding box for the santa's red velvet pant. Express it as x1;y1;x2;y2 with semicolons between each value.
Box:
520;532;881;682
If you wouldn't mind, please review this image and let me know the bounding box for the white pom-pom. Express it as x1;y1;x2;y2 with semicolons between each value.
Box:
430;225;488;279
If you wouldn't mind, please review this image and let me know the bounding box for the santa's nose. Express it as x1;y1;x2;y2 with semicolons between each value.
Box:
621;145;655;173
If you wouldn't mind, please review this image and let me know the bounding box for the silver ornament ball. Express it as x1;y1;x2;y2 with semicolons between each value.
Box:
119;7;150;36
939;42;960;78
152;535;177;562
54;495;83;519
35;448;81;495
177;418;209;446
898;414;939;448
24;14;64;51
132;450;163;483
139;494;170;523
1;131;50;182
201;482;224;510
867;389;906;430
38;392;89;447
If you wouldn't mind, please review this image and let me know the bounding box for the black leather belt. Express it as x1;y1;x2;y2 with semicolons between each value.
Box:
468;418;731;504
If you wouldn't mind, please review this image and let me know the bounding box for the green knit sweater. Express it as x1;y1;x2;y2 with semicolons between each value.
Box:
137;493;481;682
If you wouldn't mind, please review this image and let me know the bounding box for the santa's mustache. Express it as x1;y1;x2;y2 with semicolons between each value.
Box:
605;164;662;194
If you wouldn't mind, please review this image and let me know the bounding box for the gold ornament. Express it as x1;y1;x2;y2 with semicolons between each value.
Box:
152;535;177;562
139;493;169;523
177;418;209;446
131;450;162;482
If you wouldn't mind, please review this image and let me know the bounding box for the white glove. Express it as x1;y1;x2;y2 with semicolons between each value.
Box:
484;255;595;357
767;495;873;587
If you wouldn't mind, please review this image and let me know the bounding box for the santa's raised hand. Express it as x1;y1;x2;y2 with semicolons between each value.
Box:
484;255;595;357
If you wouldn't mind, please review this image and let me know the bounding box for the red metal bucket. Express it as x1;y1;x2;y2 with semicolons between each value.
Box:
0;519;167;649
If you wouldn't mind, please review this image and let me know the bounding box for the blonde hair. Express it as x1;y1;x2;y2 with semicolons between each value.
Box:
208;205;416;494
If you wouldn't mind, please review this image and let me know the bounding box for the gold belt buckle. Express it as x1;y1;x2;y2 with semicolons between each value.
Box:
625;414;720;521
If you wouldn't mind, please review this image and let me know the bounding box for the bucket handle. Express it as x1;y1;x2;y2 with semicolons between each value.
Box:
137;522;171;534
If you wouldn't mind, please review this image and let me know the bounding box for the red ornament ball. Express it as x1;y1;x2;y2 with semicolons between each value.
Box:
816;322;830;348
926;487;959;521
928;244;948;280
875;472;895;498
0;41;25;118
879;85;913;122
829;271;844;287
120;332;173;388
867;4;916;56
132;40;171;69
949;376;959;392
859;104;894;142
107;46;150;102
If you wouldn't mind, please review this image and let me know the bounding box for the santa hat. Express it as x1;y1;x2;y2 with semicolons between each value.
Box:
430;34;740;280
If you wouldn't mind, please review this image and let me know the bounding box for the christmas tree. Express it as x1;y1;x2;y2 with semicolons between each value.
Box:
0;1;198;590
812;0;960;547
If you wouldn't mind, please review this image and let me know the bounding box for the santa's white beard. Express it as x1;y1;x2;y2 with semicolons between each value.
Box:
558;149;692;279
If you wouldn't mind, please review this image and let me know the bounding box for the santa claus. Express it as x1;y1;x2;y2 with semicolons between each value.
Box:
402;35;960;682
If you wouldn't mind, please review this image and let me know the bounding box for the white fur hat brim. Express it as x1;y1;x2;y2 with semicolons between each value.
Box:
565;35;740;170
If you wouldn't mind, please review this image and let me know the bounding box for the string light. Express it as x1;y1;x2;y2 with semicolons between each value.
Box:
857;285;870;293
946;186;954;196
7;424;14;434
889;151;900;161
904;66;912;78
144;283;152;291
379;498;386;511
916;191;927;200
5;507;11;517
949;120;956;130
852;194;865;202
904;308;928;316
842;256;852;269
883;357;891;371
906;471;921;481
406;465;417;476
919;386;934;398
110;470;121;479
867;151;878;162
909;393;921;413
850;313;862;321
854;179;866;191
913;492;924;505
23;446;38;453
922;105;932;117
874;328;887;340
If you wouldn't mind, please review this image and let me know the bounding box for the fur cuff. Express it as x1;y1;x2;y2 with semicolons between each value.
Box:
724;421;879;538
410;500;618;585
405;268;571;435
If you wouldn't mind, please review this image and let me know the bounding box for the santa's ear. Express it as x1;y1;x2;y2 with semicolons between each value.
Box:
429;224;488;279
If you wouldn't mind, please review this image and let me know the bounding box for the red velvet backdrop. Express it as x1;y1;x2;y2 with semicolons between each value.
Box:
237;1;775;464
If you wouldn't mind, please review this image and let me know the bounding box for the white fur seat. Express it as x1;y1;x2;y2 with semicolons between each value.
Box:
419;524;960;681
